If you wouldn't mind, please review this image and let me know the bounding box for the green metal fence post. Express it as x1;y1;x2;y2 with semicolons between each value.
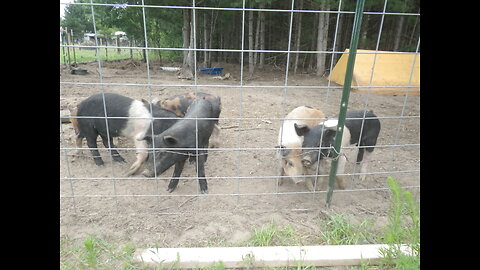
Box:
326;0;365;207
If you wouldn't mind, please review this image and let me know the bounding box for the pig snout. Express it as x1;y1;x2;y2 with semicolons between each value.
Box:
282;156;306;184
301;156;312;167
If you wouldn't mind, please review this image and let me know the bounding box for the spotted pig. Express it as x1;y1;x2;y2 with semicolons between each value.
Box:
276;106;326;191
295;110;381;187
73;93;178;176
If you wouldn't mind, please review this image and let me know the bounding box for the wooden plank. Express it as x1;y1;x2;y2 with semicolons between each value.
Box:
134;244;412;268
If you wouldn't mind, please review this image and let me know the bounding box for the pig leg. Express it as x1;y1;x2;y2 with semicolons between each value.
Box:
208;124;221;148
100;134;126;163
195;154;208;194
125;139;149;176
359;150;373;181
167;159;186;193
278;167;285;186
278;157;285;186
335;155;347;190
306;161;323;191
305;175;315;191
85;135;104;166
356;147;365;163
72;135;84;161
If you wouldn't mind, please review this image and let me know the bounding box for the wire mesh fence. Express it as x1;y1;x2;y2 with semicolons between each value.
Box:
60;0;420;220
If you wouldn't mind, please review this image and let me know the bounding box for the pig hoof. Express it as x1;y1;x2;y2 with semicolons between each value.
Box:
142;169;155;177
95;162;105;167
167;187;175;193
200;189;208;194
112;155;126;163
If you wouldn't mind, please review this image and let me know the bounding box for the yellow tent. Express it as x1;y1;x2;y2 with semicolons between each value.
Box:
329;49;420;95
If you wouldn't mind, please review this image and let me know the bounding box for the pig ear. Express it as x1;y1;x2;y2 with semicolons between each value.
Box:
141;98;149;104
143;135;153;145
152;97;161;104
163;135;179;147
324;128;337;138
294;123;309;136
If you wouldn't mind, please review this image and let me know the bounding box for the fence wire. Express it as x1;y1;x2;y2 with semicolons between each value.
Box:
60;0;420;215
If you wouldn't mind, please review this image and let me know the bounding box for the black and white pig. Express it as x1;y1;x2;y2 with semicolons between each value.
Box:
276;106;325;191
74;93;179;176
143;96;221;194
294;110;381;187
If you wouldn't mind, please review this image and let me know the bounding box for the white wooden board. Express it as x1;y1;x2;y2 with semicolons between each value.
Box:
135;244;412;268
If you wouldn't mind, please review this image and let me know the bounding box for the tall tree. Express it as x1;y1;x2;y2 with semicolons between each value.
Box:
258;2;266;69
248;7;254;77
293;0;304;75
316;1;330;76
182;9;191;66
60;0;94;41
203;11;211;67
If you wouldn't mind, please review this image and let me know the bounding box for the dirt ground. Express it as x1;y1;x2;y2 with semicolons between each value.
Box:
60;59;420;248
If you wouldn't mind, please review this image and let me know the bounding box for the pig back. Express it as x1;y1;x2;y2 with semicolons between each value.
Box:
156;92;220;118
278;106;324;147
76;93;134;137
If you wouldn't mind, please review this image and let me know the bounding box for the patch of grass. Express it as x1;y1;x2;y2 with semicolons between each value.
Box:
60;234;140;270
246;221;297;247
319;213;374;245
378;176;420;269
60;46;182;64
60;47;142;64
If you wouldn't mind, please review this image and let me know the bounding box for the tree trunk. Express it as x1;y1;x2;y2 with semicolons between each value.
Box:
316;2;330;76
248;8;254;77
232;12;240;64
360;15;369;49
182;9;190;66
335;12;344;54
179;21;195;80
254;9;261;65
408;14;419;49
258;4;266;70
308;13;318;71
203;11;210;67
293;0;304;75
393;15;405;51
208;9;218;66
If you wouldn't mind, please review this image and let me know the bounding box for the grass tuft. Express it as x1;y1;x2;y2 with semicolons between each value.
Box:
319;212;374;245
378;176;420;269
247;221;297;247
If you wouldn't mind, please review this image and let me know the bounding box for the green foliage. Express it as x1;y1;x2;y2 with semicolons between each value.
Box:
60;234;139;270
247;221;297;247
61;0;94;41
61;0;420;68
60;47;146;64
319;213;374;245
378;177;420;269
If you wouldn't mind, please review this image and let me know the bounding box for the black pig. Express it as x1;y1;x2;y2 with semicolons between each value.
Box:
294;110;381;186
144;97;221;194
74;93;179;175
152;92;221;148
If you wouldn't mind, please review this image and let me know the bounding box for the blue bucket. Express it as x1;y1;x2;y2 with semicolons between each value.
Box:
199;67;224;75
